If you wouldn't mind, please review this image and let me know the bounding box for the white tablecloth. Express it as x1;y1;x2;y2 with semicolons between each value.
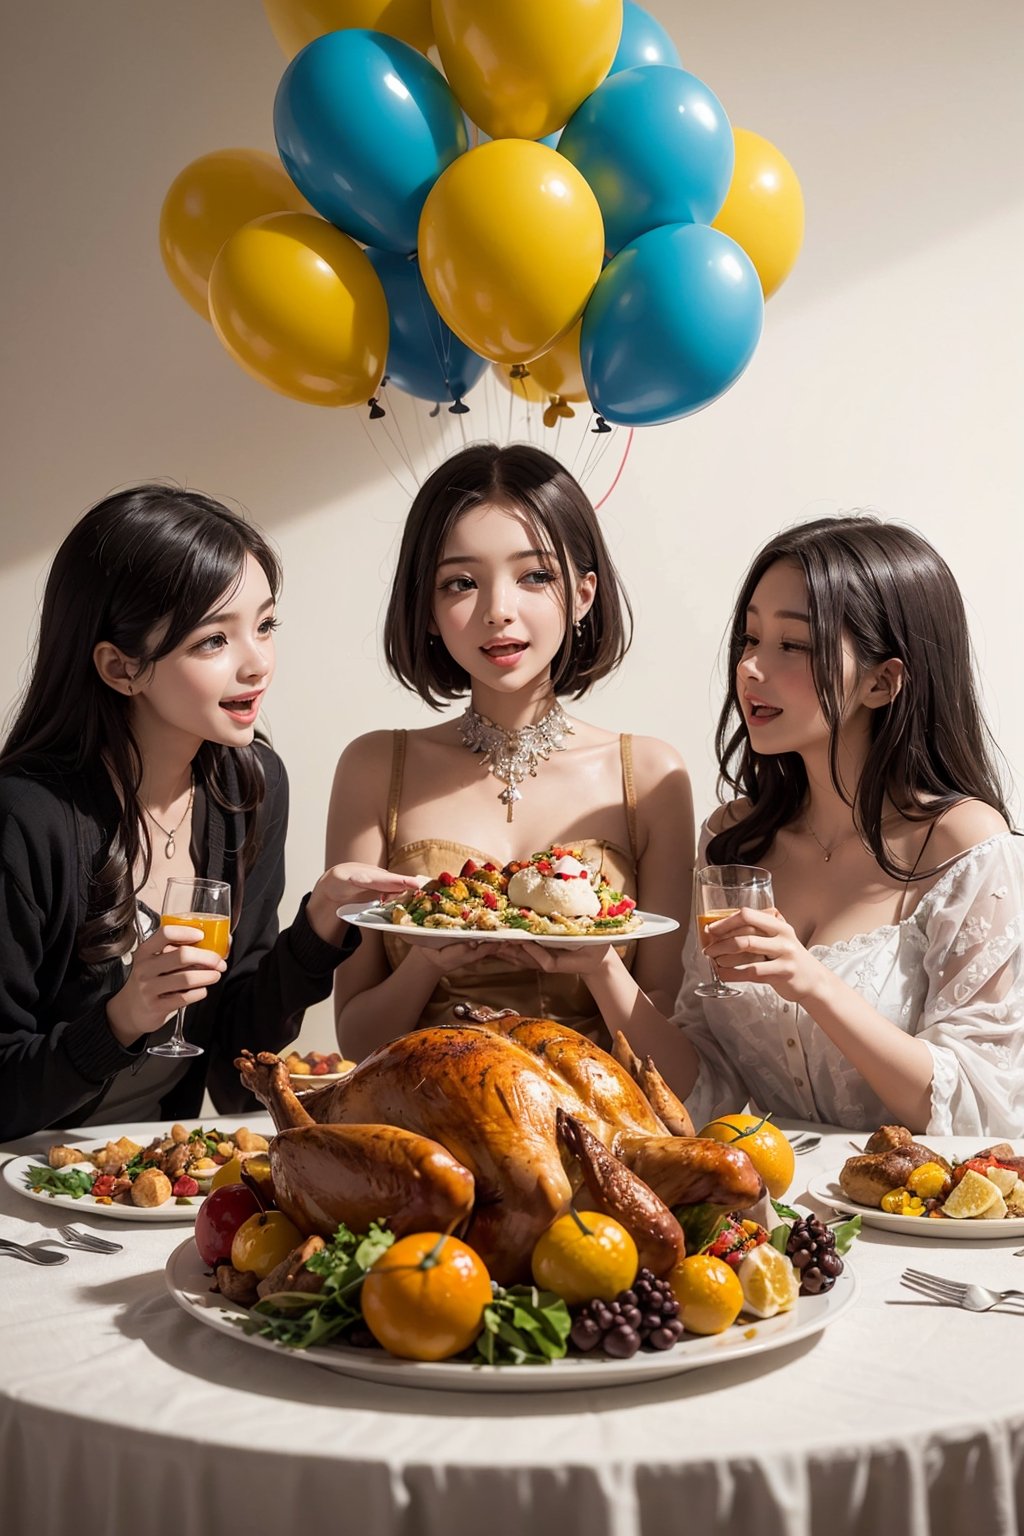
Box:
2;1118;1024;1536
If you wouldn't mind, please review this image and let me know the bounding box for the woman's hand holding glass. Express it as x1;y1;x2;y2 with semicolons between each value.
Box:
695;864;774;998
700;903;832;1005
106;920;228;1049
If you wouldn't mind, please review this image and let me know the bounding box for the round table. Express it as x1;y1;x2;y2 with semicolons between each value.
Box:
2;1118;1023;1536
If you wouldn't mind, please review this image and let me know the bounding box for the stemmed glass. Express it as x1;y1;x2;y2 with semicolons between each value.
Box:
694;864;775;999
148;877;231;1058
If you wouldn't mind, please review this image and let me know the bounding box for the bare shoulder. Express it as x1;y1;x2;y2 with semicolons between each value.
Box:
333;729;396;784
627;733;690;790
928;799;1011;863
706;797;752;834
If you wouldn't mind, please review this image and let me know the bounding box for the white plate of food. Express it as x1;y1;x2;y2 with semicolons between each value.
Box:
807;1136;1024;1238
278;1049;357;1090
3;1125;264;1223
336;905;678;947
165;1237;858;1394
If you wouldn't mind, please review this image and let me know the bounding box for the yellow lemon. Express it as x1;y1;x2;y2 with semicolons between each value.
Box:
737;1245;800;1319
942;1168;1002;1219
668;1254;744;1336
698;1113;796;1200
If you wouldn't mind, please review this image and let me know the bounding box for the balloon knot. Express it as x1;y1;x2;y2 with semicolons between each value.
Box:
592;415;612;434
509;364;530;380
448;398;470;414
367;397;386;420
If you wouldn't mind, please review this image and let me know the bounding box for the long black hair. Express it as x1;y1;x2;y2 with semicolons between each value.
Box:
707;514;1011;878
1;484;282;962
383;442;632;708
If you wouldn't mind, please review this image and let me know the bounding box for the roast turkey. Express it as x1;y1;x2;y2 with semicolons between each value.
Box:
237;1011;764;1284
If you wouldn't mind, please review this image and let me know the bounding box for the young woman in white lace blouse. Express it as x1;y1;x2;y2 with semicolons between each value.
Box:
566;515;1022;1135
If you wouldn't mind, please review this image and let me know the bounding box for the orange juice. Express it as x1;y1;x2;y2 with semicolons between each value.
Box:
697;908;739;947
162;912;230;958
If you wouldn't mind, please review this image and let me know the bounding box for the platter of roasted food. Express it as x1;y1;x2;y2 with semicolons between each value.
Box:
4;1123;269;1221
338;848;677;944
279;1049;356;1088
164;1016;858;1391
807;1125;1024;1238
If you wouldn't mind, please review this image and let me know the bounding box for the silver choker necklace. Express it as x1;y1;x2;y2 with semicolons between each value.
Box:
458;702;573;821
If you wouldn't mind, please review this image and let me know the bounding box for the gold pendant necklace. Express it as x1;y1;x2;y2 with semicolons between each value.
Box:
458;702;573;822
800;821;859;863
141;776;195;858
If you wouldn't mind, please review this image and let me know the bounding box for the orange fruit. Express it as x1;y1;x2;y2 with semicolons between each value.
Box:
698;1113;796;1200
668;1254;744;1335
531;1210;638;1305
361;1232;492;1361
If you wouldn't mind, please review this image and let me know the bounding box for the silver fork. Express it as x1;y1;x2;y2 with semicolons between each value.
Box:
56;1223;123;1253
901;1268;1024;1312
789;1134;821;1155
0;1237;69;1266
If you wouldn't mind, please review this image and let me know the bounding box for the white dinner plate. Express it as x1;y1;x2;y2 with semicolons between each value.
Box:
807;1135;1024;1238
336;904;678;948
165;1237;859;1394
4;1141;206;1223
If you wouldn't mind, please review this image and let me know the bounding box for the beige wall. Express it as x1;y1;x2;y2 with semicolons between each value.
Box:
2;1;1021;1051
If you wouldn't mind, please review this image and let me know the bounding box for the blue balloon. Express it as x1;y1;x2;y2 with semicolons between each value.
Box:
580;223;764;427
559;66;734;256
366;249;489;403
274;30;467;254
609;2;682;73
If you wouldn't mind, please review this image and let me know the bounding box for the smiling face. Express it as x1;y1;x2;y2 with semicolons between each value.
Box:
431;501;595;713
123;553;278;754
736;559;863;759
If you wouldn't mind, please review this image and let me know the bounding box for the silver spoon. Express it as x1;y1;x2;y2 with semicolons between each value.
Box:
0;1237;69;1265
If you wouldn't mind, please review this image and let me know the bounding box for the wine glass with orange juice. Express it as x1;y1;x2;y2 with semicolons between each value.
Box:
148;877;231;1058
694;865;774;999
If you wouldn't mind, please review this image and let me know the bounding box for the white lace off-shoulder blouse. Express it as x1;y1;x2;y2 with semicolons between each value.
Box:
674;827;1024;1136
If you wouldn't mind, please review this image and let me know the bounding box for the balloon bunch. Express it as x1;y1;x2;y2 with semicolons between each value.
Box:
159;1;804;429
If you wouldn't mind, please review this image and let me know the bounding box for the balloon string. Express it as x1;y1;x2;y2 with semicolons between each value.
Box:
593;428;634;510
356;411;418;500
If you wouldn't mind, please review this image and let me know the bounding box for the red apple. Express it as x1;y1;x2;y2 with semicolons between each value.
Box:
195;1183;261;1267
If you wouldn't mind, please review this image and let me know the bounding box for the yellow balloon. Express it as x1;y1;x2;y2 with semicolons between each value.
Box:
208;212;388;407
492;363;549;404
159;149;310;320
526;320;587;402
419;140;604;365
262;0;433;57
432;0;622;140
712;128;805;299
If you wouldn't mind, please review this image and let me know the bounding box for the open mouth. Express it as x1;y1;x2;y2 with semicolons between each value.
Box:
748;700;782;721
220;692;262;718
482;641;528;659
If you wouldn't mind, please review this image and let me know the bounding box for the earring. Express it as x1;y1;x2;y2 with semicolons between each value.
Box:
573;619;583;640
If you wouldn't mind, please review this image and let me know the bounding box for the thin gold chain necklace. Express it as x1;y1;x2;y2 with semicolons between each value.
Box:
798;821;860;863
141;776;195;858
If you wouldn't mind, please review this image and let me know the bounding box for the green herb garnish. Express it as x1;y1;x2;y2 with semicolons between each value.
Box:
830;1213;861;1254
27;1167;96;1199
474;1285;571;1366
243;1219;394;1350
673;1201;731;1253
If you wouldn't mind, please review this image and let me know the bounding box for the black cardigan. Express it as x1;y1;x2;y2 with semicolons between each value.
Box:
0;743;357;1139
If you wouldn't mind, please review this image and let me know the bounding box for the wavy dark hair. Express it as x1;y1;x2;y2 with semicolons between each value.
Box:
707;514;1010;879
1;484;282;963
383;442;632;708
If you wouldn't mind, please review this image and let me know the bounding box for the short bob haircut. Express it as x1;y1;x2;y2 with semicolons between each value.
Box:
384;443;632;708
707;513;1011;880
